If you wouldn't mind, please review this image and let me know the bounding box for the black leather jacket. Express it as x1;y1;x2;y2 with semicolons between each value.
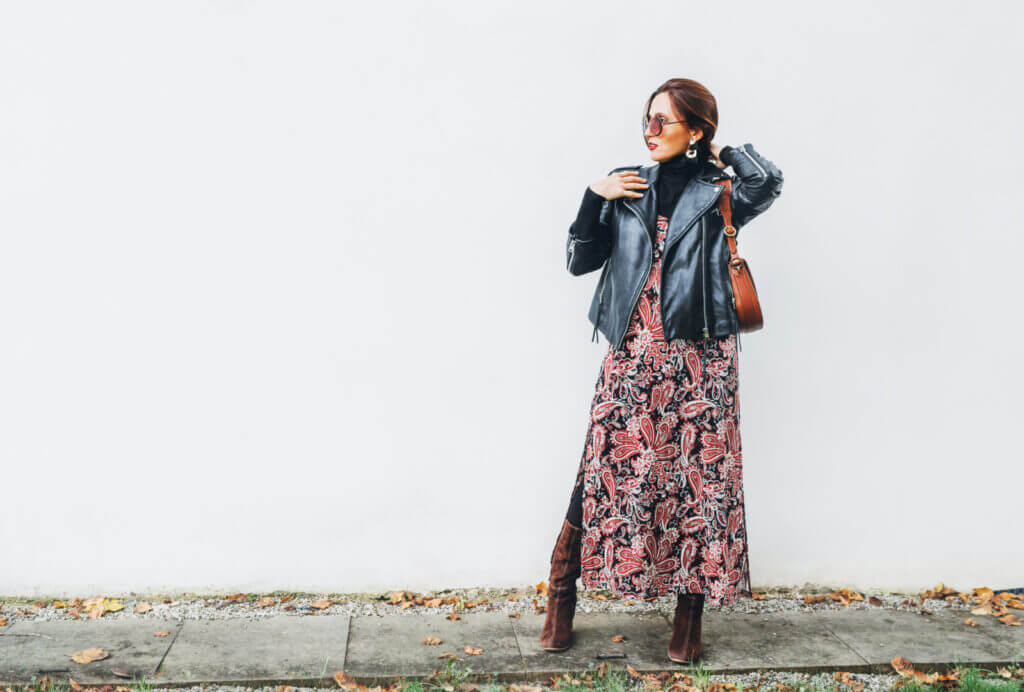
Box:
566;143;784;349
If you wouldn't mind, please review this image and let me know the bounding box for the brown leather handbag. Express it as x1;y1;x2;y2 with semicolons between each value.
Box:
713;178;764;332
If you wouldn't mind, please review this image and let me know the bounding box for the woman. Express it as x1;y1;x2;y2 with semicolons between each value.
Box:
541;78;784;663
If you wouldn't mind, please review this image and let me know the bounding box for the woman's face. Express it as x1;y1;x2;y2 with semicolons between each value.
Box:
645;91;703;161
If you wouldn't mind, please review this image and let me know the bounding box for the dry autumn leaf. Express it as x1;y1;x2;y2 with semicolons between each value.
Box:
277;686;293;692
437;652;456;659
70;647;109;664
611;634;627;642
312;599;334;610
333;670;356;687
833;671;865;691
68;679;83;691
422;637;442;645
257;597;276;607
535;581;547;596
464;645;483;655
446;613;461;621
154;631;170;637
964;618;979;626
0;617;7;627
135;602;152;614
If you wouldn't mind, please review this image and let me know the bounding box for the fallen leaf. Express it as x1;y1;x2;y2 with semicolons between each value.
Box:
464;645;483;655
257;597;276;607
153;631;170;637
535;581;547;596
964;618;979;626
135;603;152;614
446;613;461;621
333;670;356;688
626;664;642;678
890;656;915;676
833;671;865;691
998;614;1021;626
312;599;334;610
611;634;627;642
0;617;7;627
508;612;521;618
69;679;83;691
423;637;442;645
277;686;293;692
110;669;131;679
70;647;109;664
438;652;456;659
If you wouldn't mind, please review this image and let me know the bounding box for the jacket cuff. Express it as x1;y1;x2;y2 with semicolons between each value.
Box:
572;185;608;236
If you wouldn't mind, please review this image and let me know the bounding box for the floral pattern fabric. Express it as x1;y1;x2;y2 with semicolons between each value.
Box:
572;213;752;607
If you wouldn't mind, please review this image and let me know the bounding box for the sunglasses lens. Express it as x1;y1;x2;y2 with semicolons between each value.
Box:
650;118;661;136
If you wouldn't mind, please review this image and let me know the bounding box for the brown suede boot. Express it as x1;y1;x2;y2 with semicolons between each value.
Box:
539;518;582;652
667;592;704;664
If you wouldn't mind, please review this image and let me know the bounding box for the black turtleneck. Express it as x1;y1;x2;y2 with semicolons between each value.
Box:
654;150;705;222
574;146;736;243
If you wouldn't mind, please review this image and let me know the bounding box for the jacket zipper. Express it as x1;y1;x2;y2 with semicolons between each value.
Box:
700;215;710;340
740;144;767;177
659;185;723;342
591;261;609;342
617;200;653;351
618;186;724;349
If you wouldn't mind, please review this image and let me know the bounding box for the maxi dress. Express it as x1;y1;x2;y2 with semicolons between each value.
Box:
569;213;753;608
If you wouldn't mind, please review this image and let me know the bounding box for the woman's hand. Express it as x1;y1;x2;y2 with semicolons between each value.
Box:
589;171;649;200
709;142;728;170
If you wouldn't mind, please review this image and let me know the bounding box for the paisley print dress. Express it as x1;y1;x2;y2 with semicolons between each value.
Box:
571;213;752;607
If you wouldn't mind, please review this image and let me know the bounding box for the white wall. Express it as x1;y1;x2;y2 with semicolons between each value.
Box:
2;0;1022;597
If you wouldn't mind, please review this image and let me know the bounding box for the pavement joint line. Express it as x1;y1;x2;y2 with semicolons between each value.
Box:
151;618;185;677
508;615;528;675
818;620;872;668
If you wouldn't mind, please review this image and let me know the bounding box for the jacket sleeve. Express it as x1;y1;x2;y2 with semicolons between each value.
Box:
566;176;615;276
718;143;784;230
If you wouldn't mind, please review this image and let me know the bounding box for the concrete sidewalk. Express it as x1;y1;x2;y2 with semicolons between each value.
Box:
1;608;1022;687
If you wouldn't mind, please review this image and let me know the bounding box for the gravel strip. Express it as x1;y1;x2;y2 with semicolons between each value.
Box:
0;587;983;625
69;667;1018;692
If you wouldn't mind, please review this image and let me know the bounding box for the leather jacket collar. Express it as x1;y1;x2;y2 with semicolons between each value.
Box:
624;158;731;252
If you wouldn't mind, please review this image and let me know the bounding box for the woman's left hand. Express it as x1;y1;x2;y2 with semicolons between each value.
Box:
708;142;728;170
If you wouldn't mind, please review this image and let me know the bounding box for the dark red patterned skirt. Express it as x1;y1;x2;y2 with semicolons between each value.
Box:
571;213;752;607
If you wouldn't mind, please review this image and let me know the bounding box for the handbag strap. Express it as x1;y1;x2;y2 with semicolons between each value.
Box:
713;179;740;260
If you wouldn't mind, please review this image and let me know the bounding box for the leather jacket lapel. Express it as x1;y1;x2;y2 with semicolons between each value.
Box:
664;178;723;251
629;159;727;251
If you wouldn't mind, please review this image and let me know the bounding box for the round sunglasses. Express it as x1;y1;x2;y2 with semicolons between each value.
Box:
643;115;686;137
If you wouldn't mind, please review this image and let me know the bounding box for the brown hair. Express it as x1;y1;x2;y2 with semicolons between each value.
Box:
642;78;719;161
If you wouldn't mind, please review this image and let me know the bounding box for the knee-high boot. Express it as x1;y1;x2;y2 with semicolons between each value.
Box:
539;518;582;652
667;592;704;663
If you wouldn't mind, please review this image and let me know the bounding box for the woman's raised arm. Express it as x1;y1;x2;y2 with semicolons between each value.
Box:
717;143;784;230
